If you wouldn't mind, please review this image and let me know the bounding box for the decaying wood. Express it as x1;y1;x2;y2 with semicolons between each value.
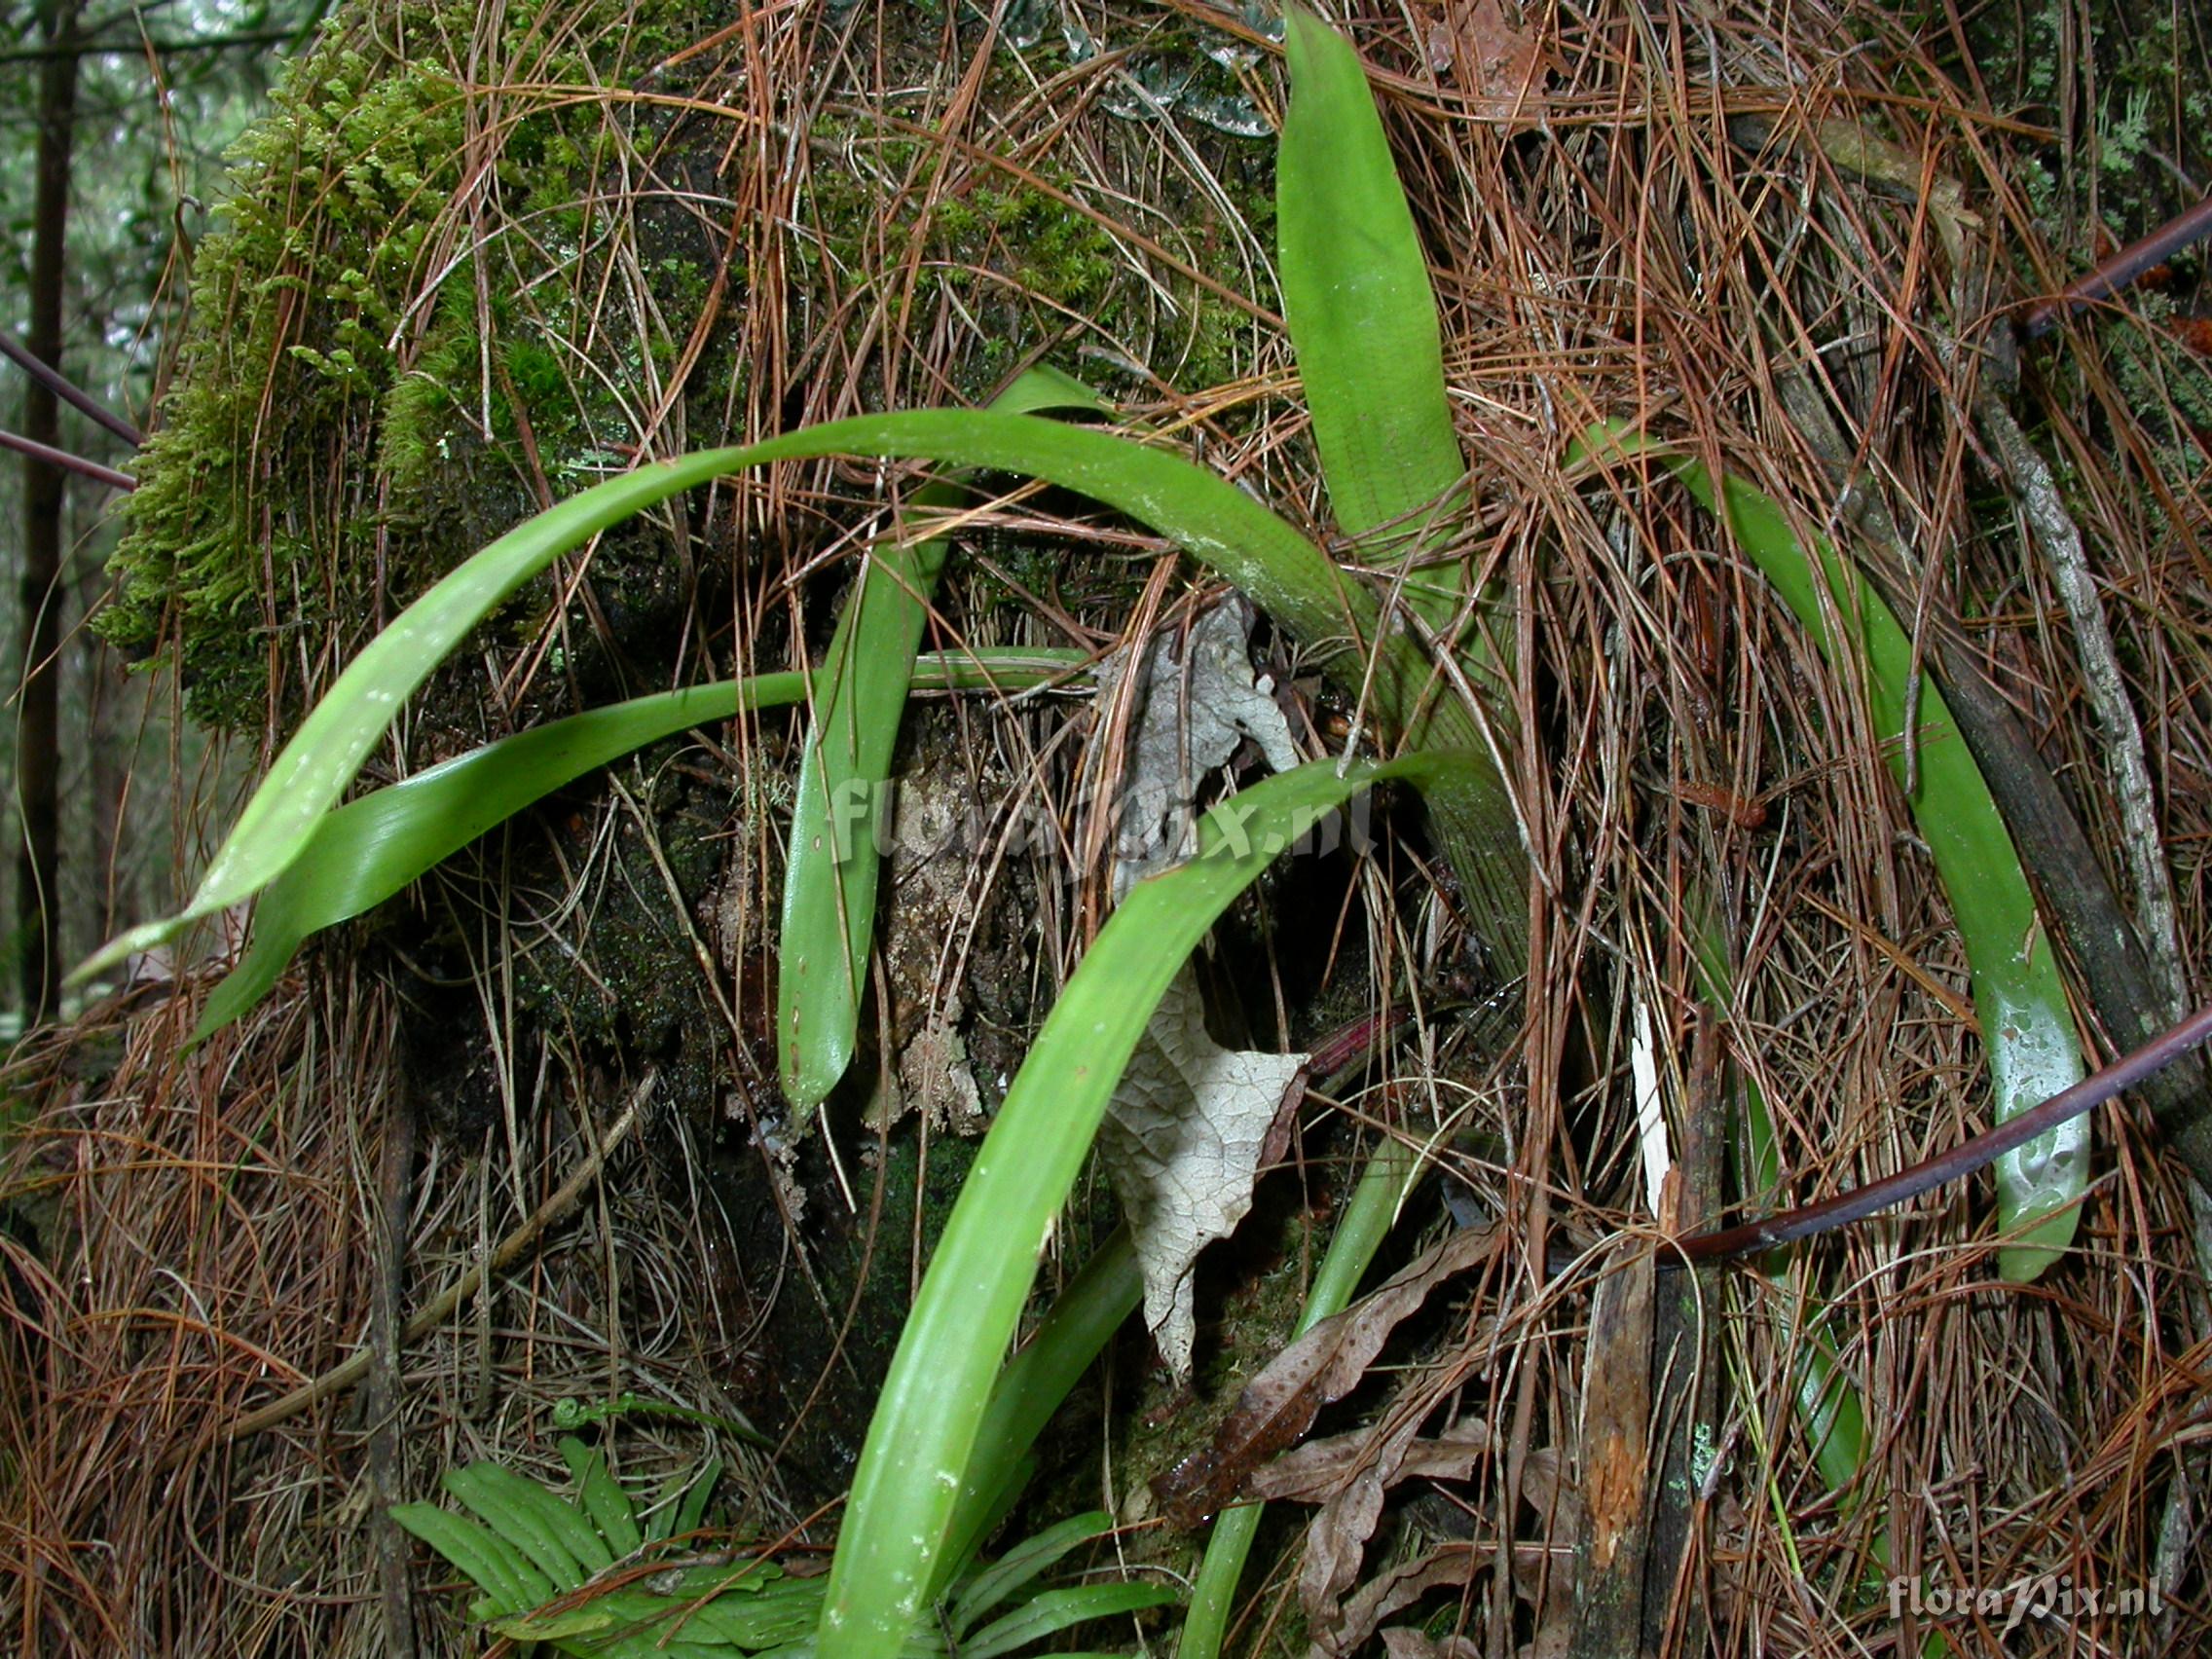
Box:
1641;1019;1725;1657
1570;1237;1655;1654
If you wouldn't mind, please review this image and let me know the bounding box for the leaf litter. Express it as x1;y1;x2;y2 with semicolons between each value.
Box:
1095;597;1309;1380
1151;1222;1505;1527
1145;1219;1580;1651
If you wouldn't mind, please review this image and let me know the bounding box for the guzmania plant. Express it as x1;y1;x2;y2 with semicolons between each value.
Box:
87;9;2103;1656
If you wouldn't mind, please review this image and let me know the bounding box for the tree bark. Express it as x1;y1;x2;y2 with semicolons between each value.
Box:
18;0;81;1018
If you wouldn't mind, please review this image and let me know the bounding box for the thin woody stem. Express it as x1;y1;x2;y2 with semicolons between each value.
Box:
1676;1003;2212;1262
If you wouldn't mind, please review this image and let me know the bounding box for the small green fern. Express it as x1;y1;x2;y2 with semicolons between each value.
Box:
391;1438;1172;1658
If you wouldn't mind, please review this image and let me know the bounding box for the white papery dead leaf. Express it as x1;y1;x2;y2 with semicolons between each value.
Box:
1095;599;1308;1382
1105;597;1301;900
1101;965;1304;1381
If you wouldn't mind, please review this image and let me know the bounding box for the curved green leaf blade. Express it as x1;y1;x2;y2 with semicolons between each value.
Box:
1280;7;1466;563
779;370;1112;1112
670;1454;722;1544
935;1232;1141;1598
445;1462;604;1584
1689;925;1869;1493
677;1572;826;1648
1275;9;1524;959
78;449;787;980
483;1603;624;1643
1701;930;1945;1651
87;409;1512;982
958;1583;1179;1659
560;1437;645;1561
389;1501;548;1616
948;1509;1114;1637
1578;424;2085;1280
196;675;786;1038
816;751;1482;1658
192;652;1081;1042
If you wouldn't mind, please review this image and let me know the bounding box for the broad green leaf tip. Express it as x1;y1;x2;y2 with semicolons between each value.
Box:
1279;4;1464;553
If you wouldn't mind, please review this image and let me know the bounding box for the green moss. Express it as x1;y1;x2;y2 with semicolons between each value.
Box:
101;0;703;728
803;142;1267;399
1970;0;2206;254
2103;294;2212;488
111;0;1274;728
795;119;1141;373
101;25;456;723
797;25;1273;408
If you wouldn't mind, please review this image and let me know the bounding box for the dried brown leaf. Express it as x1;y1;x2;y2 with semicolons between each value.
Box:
1303;1459;1390;1641
1251;1413;1493;1504
1426;0;1560;121
1300;1393;1462;1635
1381;1627;1483;1659
1152;1223;1502;1527
1335;1541;1486;1655
1328;1534;1577;1659
1302;1406;1500;1641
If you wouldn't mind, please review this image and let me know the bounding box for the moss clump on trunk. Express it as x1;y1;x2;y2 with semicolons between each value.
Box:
102;0;708;728
108;0;1280;734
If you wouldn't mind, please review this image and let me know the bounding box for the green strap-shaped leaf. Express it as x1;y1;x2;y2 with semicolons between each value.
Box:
934;1232;1141;1598
957;1583;1181;1659
559;1438;645;1561
670;1454;722;1543
948;1509;1115;1638
84;409;1515;984
778;368;1113;1112
482;1604;622;1643
193;676;789;1039
1279;8;1467;577
1579;424;2085;1281
676;1572;827;1648
445;1462;606;1583
816;751;1484;1657
191;652;1083;1042
1700;928;1948;1653
1175;35;1520;1642
1276;7;1523;964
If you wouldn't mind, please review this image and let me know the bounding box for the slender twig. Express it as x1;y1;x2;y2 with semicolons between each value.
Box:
0;426;133;491
203;1071;654;1450
0;331;142;445
2020;193;2212;339
1977;393;2187;1019
1675;1002;2212;1261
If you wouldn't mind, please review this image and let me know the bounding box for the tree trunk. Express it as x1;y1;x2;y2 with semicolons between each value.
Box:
18;0;80;1018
